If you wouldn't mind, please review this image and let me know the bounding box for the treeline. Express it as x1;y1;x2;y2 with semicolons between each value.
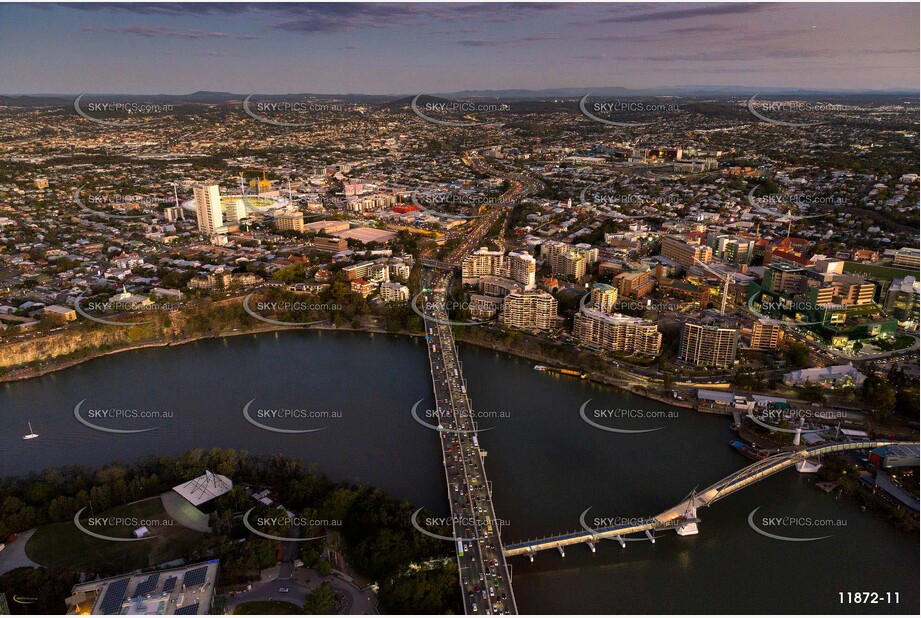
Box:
0;448;461;613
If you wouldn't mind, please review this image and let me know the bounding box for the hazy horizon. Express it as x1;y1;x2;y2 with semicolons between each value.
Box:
0;2;918;95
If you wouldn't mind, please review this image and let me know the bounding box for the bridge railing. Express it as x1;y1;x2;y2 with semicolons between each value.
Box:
505;440;918;557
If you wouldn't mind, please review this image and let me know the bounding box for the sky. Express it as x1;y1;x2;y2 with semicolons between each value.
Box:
0;2;918;94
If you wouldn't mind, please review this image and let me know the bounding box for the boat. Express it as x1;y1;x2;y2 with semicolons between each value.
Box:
729;440;769;461
23;422;39;440
535;364;587;379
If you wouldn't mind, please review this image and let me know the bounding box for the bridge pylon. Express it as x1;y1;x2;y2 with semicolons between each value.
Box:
674;498;700;536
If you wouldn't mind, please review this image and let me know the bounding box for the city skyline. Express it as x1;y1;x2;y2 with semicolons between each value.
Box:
0;2;918;94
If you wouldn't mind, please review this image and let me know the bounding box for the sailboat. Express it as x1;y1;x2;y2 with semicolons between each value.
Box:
23;422;38;440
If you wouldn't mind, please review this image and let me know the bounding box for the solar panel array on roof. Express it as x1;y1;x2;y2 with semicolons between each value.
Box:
133;573;160;597
162;576;178;593
182;566;208;587
174;602;200;615
97;578;130;614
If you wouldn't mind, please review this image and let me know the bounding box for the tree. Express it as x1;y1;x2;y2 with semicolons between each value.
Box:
861;373;896;421
783;341;811;369
304;581;338;614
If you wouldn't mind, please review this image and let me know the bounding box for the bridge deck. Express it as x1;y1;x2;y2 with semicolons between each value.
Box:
504;440;916;557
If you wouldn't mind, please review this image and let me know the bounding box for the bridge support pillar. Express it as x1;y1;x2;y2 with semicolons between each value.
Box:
587;542;596;553
645;530;656;543
795;459;822;473
557;546;565;558
675;504;700;536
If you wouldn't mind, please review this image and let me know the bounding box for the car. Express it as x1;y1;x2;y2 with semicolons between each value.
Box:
277;587;289;593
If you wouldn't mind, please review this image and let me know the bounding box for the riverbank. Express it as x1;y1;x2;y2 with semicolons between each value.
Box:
0;318;696;413
0;320;425;384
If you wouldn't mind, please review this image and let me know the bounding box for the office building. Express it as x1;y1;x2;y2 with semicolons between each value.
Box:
314;237;348;252
708;234;752;265
66;560;219;615
661;235;712;268
883;276;919;322
613;268;655;298
803;275;876;308
274;211;304;232
893;247;921;269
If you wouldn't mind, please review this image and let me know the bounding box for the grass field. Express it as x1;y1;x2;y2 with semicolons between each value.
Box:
233;600;304;614
25;496;206;573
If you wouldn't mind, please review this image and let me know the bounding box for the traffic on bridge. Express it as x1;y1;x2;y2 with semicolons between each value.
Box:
422;271;518;615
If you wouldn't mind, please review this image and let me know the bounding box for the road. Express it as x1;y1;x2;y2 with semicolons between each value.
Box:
223;565;378;615
431;149;544;265
422;273;518;615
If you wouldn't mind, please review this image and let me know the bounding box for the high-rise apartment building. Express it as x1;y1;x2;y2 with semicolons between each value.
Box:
573;308;661;356
502;290;558;331
678;322;738;367
193;184;224;237
462;247;507;283
551;252;586;280
750;320;784;351
507;251;537;290
462;247;536;290
540;241;599;280
589;282;618;312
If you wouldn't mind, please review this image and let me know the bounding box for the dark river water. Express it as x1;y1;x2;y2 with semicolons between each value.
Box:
1;330;917;614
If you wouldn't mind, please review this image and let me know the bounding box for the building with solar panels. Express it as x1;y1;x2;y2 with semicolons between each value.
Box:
65;560;219;615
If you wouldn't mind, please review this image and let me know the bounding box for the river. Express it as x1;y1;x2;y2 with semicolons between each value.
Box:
0;330;916;614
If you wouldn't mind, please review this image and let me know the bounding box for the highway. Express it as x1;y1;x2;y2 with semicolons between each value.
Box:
422;272;518;615
438;150;544;264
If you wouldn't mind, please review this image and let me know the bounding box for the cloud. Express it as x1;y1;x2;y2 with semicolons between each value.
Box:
454;32;560;47
55;2;256;16
663;24;738;35
81;24;262;40
57;2;573;34
594;3;778;24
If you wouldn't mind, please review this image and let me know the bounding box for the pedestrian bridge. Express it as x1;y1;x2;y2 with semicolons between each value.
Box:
504;440;917;558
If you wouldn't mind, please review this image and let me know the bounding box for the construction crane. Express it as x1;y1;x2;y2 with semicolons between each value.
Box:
242;169;272;195
691;256;732;315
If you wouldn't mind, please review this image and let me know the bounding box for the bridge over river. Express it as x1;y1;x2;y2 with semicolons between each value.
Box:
504;441;918;559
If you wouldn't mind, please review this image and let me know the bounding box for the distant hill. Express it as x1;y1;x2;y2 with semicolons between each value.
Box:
1;86;916;108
